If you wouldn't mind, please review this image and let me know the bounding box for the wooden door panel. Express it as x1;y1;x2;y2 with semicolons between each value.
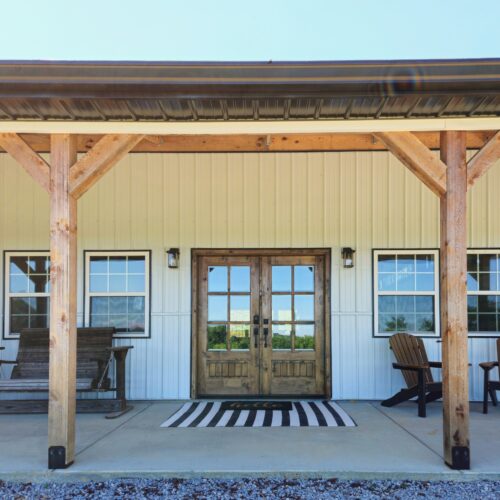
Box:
262;255;326;397
196;255;260;396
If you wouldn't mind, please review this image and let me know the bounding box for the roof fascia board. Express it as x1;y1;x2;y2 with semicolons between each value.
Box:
0;118;499;135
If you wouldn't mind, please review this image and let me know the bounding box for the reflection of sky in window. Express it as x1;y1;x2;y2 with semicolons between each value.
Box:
272;266;291;292
230;266;250;292
397;255;415;273
230;295;250;321
272;295;292;321
294;266;314;292
378;254;435;292
208;295;228;321
294;295;314;321
208;266;227;292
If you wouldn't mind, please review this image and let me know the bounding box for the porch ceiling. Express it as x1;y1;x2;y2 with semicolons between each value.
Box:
0;59;499;122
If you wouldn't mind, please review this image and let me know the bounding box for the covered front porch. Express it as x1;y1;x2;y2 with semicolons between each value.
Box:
0;401;500;480
1;59;500;472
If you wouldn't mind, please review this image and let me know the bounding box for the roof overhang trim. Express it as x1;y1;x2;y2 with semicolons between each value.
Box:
0;117;499;135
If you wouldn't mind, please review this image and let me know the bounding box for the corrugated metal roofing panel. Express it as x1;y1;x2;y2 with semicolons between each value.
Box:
1;99;41;119
255;98;286;119
195;100;224;119
159;99;193;120
314;97;351;118
225;99;254;119
63;99;106;120
0;59;498;121
127;100;168;121
93;100;137;120
480;96;500;115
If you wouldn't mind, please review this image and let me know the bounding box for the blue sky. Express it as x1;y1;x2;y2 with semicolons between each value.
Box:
1;0;498;61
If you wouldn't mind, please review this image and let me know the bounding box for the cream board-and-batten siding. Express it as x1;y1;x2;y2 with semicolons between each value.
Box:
0;150;499;401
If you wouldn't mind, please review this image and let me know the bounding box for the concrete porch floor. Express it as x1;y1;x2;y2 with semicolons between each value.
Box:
0;401;499;482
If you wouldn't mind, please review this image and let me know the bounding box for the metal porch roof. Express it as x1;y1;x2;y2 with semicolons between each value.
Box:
0;59;499;122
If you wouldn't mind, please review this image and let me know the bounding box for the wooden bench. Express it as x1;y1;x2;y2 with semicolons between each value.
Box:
0;327;133;418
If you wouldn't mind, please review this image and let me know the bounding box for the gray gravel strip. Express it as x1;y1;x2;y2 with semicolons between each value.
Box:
0;478;499;499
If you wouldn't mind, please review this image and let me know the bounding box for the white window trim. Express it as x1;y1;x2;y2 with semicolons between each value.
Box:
84;250;150;338
467;249;500;338
3;251;50;339
373;249;440;338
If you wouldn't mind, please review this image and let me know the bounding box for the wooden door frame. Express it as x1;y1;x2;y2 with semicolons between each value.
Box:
191;248;332;399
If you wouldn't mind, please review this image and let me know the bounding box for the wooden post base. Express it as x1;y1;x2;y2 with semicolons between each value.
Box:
448;446;470;470
48;446;74;469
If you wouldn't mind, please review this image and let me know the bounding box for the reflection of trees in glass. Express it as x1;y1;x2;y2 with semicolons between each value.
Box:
230;329;250;350
208;325;227;350
418;318;434;332
295;336;314;349
383;316;408;332
382;315;434;333
272;333;291;349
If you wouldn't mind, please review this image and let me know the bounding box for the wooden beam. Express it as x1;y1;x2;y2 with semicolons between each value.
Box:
467;131;500;187
374;132;447;196
1;131;495;154
69;134;144;199
48;134;78;469
0;132;50;192
440;130;470;470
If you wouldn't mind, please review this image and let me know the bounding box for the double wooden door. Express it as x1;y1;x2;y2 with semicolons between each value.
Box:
193;250;330;398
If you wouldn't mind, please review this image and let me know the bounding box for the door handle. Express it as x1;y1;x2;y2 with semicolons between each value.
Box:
253;326;259;348
253;314;260;348
263;327;269;348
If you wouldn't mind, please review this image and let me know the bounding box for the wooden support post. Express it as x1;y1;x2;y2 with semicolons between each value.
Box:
440;130;470;470
48;134;78;469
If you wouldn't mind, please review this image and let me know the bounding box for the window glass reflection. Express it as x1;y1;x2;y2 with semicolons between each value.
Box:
272;324;292;350
295;324;315;350
378;255;396;273
109;257;126;274
230;266;250;292
230;295;250;322
272;295;292;322
208;295;228;321
272;266;291;292
90;256;107;274
294;295;314;321
208;324;227;350
230;325;250;350
208;266;227;292
294;266;314;292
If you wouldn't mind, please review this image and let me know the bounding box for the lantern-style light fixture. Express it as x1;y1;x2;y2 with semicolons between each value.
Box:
167;248;180;268
341;247;355;268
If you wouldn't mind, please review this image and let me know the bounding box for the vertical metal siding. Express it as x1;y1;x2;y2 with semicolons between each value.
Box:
0;151;499;401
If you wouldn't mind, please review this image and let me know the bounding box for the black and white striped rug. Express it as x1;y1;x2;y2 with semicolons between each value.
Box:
161;401;356;428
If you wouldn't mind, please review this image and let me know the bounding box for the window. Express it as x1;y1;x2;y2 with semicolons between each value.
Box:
207;265;251;351
373;250;440;337
271;265;315;351
467;250;500;337
3;251;50;339
84;251;150;338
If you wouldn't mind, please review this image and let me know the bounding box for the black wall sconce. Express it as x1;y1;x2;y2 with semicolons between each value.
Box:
341;247;355;268
167;248;180;268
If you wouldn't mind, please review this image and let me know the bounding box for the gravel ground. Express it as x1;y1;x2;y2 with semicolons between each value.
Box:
0;478;499;499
